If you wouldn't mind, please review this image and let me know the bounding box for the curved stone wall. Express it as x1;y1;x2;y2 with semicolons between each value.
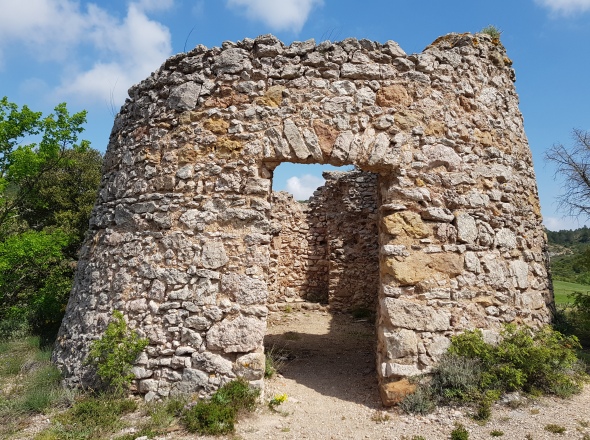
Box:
52;32;552;403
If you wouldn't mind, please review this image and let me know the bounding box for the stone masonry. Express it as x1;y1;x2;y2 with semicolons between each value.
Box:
52;32;552;404
268;169;379;311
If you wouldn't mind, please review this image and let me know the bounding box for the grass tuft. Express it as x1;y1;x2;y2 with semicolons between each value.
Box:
544;424;566;434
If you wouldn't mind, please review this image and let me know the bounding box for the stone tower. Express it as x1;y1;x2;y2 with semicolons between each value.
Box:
53;33;552;403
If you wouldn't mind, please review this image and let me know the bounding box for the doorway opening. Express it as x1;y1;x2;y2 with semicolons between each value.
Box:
264;162;381;406
268;163;379;312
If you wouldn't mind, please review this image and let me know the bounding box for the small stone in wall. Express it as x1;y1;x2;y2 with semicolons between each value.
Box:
382;211;429;238
381;297;451;332
380;327;418;359
455;213;478;243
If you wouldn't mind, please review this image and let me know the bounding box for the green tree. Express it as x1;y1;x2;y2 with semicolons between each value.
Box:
0;97;102;343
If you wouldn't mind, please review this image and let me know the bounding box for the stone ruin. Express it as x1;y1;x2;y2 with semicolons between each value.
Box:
52;32;553;404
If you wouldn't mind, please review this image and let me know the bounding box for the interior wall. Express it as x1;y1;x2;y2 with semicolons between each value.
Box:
268;191;328;305
269;169;379;312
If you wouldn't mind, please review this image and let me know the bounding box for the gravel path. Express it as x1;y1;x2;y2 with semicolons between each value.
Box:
231;310;590;440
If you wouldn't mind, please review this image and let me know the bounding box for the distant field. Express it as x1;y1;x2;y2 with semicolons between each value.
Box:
553;280;590;304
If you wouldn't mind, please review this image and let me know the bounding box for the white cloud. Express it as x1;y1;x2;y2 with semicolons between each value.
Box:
535;0;590;14
0;0;172;106
0;0;86;63
285;174;324;200
226;0;322;32
544;216;590;231
57;3;172;105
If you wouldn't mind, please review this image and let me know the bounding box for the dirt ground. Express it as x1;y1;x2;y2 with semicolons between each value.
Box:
230;309;590;440
11;309;590;439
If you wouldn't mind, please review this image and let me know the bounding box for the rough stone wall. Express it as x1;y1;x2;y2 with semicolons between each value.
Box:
268;169;379;311
268;191;328;304
52;32;552;404
313;170;379;311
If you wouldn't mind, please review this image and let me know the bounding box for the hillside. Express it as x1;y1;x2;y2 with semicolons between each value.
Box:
547;227;590;286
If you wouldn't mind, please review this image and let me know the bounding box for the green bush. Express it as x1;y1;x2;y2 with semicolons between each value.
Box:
544;424;566;434
449;325;585;397
451;423;469;440
401;325;587;417
557;291;590;347
429;353;482;402
85;310;149;395
399;383;436;415
182;400;236;435
181;379;259;435
210;378;259;411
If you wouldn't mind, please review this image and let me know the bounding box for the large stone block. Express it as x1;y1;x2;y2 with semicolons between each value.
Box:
221;273;268;305
381;298;451;332
382;211;430;238
206;315;266;353
380;379;416;406
382;253;463;286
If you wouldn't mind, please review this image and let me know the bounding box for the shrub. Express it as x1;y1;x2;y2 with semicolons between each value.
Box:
181;379;259;435
490;430;504;437
85;310;149;395
399;383;436;415
210;378;259;411
451;423;469;440
429;353;482;402
544;424;566;434
473;390;500;422
401;325;587;418
557;291;590;347
182;400;235;435
449;325;585;397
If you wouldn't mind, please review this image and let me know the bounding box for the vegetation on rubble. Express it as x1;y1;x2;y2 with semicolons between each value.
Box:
401;325;587;419
481;25;502;40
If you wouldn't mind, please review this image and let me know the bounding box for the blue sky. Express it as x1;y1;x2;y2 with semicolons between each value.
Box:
1;0;589;230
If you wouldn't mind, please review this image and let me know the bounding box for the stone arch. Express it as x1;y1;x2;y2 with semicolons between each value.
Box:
53;33;552;404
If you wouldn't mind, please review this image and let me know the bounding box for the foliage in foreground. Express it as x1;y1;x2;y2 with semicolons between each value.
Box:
450;422;470;440
86;310;149;396
36;395;138;440
0;337;71;438
181;379;260;435
401;325;587;418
